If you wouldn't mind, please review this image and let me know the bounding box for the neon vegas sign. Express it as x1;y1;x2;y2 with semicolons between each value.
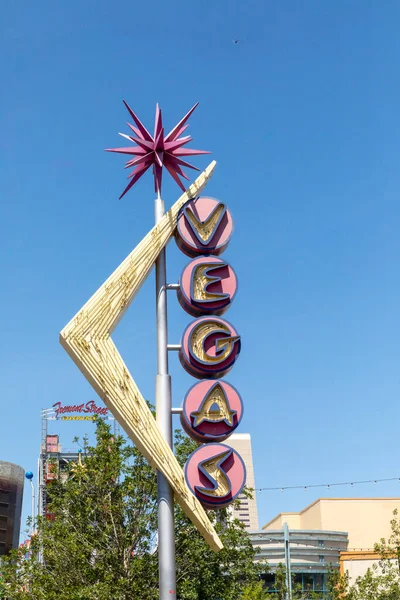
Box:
175;196;246;509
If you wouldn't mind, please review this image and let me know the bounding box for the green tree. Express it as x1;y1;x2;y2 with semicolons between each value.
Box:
1;420;266;599
241;581;268;599
342;509;400;600
325;568;349;600
274;563;287;600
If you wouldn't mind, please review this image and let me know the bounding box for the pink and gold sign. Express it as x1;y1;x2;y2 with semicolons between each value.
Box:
184;443;246;509
177;256;238;317
180;380;244;443
175;197;233;257
179;316;241;379
175;195;246;511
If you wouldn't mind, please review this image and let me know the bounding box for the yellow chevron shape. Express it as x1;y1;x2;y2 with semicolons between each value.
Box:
60;161;223;552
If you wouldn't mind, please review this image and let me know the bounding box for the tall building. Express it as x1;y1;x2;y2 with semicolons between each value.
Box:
0;461;25;555
227;433;259;530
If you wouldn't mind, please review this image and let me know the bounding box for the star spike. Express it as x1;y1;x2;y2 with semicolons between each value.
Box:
153;163;163;195
120;162;152;199
154;104;163;141
107;101;209;197
164;136;193;153
107;147;148;159
173;148;211;157
124;154;153;170
165;102;199;142
122;101;153;141
167;156;201;171
127;123;146;138
171;123;190;140
164;163;187;191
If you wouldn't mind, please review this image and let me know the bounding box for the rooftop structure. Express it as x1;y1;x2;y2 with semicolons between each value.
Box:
263;497;400;549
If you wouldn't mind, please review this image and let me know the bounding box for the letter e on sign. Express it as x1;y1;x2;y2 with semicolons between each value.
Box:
178;256;238;317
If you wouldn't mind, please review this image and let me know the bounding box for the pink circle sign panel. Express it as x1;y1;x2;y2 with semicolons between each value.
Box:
178;256;238;317
185;443;246;509
175;197;234;257
179;316;241;379
180;379;244;443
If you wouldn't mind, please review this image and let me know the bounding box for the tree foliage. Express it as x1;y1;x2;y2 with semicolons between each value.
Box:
343;509;400;600
260;511;400;600
241;581;269;599
1;420;265;599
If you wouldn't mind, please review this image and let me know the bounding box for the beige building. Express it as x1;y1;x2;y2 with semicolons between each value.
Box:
263;497;400;583
227;433;259;530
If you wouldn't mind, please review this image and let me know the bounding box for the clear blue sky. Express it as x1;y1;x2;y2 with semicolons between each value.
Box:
2;0;400;537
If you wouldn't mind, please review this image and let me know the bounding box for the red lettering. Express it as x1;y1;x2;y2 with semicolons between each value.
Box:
52;401;108;418
84;400;109;415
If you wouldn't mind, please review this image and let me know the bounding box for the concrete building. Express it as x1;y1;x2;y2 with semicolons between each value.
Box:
250;528;348;595
0;461;25;555
227;433;259;530
256;497;400;593
263;497;400;549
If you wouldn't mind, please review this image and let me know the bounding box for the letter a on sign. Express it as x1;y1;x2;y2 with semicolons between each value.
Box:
181;379;243;443
60;162;223;552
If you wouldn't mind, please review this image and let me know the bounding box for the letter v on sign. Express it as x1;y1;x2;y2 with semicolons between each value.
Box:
176;196;233;257
60;161;223;552
184;202;226;245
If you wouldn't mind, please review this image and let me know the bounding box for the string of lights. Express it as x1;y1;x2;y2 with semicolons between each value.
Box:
257;476;400;493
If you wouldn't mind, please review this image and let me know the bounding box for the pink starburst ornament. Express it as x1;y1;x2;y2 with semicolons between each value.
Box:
106;102;210;199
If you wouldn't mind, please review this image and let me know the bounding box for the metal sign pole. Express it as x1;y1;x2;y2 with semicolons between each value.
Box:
283;523;292;599
155;194;177;599
30;479;35;534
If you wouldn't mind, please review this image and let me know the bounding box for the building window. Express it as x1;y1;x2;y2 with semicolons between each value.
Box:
303;574;313;591
270;572;327;594
314;574;325;591
318;539;324;547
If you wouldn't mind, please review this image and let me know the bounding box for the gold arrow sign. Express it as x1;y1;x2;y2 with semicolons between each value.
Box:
60;161;223;552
